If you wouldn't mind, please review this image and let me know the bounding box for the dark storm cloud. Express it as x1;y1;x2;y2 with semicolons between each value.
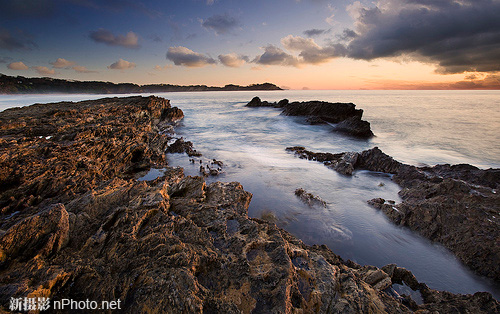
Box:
303;29;328;37
338;29;357;41
0;28;37;51
202;13;240;35
342;0;500;73
166;46;217;67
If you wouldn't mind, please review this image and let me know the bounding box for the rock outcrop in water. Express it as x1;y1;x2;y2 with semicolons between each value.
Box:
0;96;498;312
246;97;374;138
287;146;500;284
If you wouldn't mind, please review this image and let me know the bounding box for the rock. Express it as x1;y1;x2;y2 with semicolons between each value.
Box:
294;188;327;207
282;101;362;123
161;106;184;122
166;138;202;157
245;96;274;107
276;98;289;108
0;203;69;264
247;98;374;137
334;116;374;138
285;147;358;175
246;96;263;107
0;96;498;313
288;145;500;283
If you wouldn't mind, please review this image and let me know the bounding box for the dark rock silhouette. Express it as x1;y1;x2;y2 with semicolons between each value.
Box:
247;98;374;137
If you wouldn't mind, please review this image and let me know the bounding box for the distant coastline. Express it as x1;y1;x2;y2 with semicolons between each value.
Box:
0;73;282;94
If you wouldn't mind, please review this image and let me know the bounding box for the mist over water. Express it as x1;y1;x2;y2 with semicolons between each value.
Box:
1;90;499;298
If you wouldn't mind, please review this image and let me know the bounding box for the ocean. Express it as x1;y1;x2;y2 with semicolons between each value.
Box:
1;90;499;298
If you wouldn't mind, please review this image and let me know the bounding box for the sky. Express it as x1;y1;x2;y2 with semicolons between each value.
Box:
1;0;499;90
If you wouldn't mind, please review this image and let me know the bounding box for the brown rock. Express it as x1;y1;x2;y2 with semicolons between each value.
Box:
0;96;497;313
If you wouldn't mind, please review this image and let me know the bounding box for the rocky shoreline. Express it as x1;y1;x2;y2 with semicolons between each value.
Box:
287;146;500;284
0;96;498;312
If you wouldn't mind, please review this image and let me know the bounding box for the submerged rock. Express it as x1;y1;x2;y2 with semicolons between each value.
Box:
0;96;497;312
294;188;327;207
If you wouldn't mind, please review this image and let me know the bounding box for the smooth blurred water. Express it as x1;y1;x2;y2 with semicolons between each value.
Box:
1;90;499;299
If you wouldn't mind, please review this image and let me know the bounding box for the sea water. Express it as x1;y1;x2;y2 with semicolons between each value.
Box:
1;90;499;298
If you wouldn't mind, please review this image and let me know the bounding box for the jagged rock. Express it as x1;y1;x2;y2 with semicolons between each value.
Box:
282;100;362;123
247;98;374;137
166;138;202;157
0;203;69;264
288;145;500;283
0;96;498;313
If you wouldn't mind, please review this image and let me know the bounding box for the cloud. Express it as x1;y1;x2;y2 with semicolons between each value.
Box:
303;29;329;37
90;29;139;48
32;66;56;75
281;35;339;65
8;61;29;70
253;45;300;67
50;58;76;68
72;65;98;73
202;13;240;35
341;0;500;74
325;13;336;26
253;36;344;67
153;64;173;71
166;46;216;67
0;28;36;51
218;53;249;67
370;74;500;90
449;74;500;89
107;58;136;70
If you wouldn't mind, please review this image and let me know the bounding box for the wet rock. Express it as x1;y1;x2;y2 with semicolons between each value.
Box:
334;116;374;138
166;137;202;157
0;96;498;313
289;145;500;283
281;101;361;122
294;188;327;208
286;146;358;175
247;98;373;137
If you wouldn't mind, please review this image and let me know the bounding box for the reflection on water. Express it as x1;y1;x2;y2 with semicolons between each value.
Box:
1;90;499;299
